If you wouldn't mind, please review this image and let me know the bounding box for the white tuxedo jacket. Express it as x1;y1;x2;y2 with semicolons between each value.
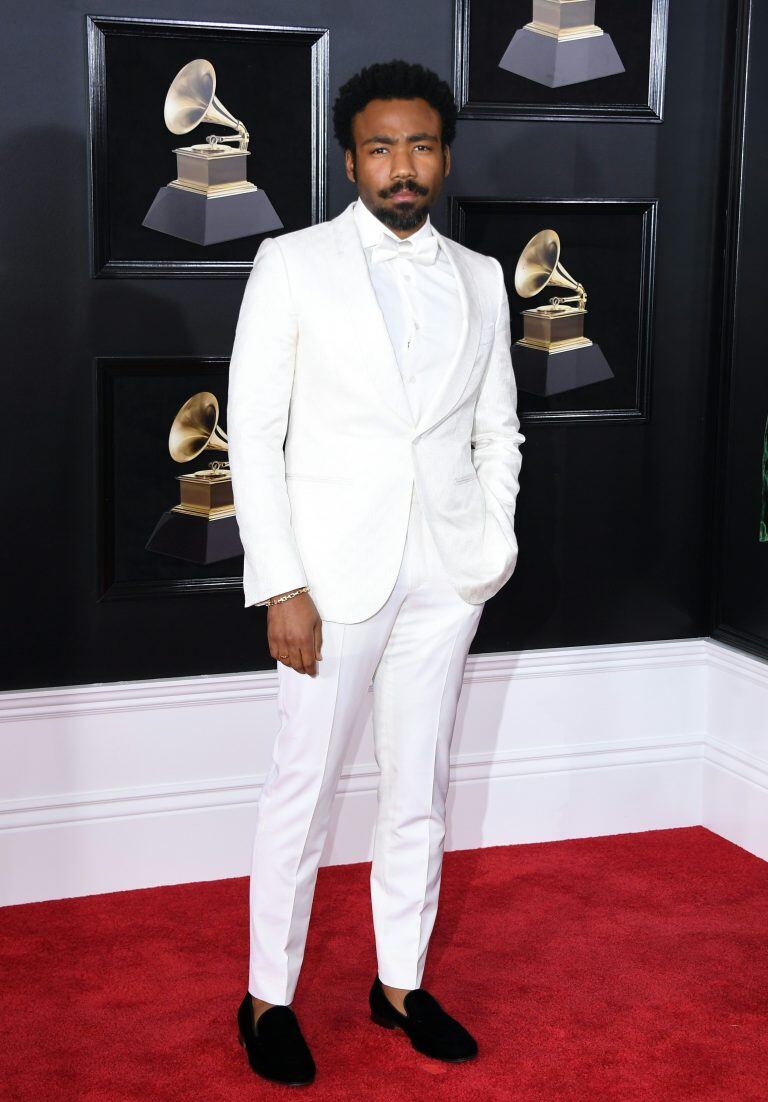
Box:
226;200;526;623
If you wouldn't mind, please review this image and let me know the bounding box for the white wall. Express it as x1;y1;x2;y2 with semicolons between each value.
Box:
0;637;764;906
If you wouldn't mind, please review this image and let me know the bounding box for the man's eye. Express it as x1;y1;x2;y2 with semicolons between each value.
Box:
372;147;388;154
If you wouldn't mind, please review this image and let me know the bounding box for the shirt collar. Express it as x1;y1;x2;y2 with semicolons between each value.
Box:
353;196;436;250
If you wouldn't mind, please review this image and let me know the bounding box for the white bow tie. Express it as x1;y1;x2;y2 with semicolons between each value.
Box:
370;233;440;266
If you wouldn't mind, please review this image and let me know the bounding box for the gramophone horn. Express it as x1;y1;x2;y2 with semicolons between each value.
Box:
514;228;582;300
164;59;248;149
169;391;229;463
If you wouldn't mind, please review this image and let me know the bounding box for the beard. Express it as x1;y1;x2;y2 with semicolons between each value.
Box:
372;180;431;231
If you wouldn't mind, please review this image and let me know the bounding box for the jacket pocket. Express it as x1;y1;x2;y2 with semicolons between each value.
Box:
454;469;477;484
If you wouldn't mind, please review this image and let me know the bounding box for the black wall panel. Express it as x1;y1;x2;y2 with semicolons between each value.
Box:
711;0;768;662
0;0;740;689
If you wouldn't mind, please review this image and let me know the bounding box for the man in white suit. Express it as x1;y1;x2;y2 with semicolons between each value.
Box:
228;60;525;1085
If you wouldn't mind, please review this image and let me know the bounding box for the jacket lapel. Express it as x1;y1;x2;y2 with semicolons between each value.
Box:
414;226;482;435
331;202;414;428
329;201;481;436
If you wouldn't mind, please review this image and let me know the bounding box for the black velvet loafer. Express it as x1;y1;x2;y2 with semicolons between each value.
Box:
237;991;316;1086
369;975;478;1062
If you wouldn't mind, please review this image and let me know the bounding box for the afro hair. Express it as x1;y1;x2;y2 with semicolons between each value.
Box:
332;59;458;152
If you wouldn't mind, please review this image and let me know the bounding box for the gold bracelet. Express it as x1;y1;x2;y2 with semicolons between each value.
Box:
267;585;309;607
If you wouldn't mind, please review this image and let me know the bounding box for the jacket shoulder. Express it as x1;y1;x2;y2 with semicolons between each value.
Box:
259;218;336;261
444;235;503;298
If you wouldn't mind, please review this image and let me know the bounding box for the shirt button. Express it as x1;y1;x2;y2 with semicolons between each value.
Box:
403;273;412;282
409;374;416;383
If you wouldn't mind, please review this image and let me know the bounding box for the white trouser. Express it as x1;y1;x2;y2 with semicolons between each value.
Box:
248;482;485;1005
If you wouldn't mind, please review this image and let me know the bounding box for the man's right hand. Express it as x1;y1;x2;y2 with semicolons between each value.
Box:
267;592;323;676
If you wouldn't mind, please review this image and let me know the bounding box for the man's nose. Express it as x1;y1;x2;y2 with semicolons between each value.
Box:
390;148;417;177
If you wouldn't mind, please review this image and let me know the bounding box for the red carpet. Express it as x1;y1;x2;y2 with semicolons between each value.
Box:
2;826;767;1101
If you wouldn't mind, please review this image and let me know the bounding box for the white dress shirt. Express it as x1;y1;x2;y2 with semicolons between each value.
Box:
352;197;462;425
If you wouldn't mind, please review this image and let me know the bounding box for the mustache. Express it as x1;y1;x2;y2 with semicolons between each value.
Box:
378;180;429;198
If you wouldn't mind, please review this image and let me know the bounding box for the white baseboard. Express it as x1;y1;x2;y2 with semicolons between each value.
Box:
701;641;768;861
1;637;765;906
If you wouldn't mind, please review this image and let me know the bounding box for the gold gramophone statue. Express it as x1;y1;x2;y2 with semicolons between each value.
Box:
142;59;283;245
499;1;624;87
145;392;244;564
511;228;613;396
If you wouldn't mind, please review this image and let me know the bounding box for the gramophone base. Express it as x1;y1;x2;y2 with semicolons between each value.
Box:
142;186;283;245
512;340;614;396
499;27;624;87
146;510;243;565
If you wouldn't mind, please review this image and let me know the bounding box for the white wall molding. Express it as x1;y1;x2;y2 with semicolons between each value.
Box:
1;636;764;905
0;671;277;724
0;735;707;834
703;734;768;792
702;639;768;862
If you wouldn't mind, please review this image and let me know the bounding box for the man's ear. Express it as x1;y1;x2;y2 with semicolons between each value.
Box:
443;145;452;178
344;149;357;184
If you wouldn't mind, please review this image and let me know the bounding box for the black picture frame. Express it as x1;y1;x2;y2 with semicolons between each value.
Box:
95;356;244;601
450;197;658;424
454;0;669;122
86;15;329;278
710;0;768;662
